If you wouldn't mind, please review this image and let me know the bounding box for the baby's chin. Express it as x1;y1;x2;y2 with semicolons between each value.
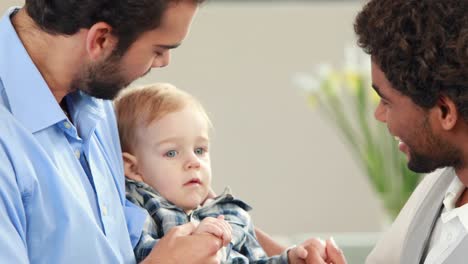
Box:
179;200;203;214
176;192;210;212
181;205;199;214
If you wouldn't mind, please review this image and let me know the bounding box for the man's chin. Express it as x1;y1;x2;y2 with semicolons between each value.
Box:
83;84;128;100
407;159;439;174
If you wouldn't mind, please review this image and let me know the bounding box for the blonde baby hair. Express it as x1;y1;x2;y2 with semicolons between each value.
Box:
114;83;211;153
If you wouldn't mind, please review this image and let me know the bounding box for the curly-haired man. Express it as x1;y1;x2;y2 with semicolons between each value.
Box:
355;0;468;263
305;1;468;263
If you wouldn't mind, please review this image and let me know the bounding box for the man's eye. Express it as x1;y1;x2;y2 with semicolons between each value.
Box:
194;147;205;155
165;150;177;158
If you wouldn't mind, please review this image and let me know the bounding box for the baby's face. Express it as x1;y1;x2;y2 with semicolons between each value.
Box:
133;106;212;211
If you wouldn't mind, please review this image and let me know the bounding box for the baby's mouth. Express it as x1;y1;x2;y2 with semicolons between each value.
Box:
184;178;201;186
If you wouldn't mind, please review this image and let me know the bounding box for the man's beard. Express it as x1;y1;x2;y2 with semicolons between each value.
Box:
71;53;129;100
407;123;461;173
408;150;459;173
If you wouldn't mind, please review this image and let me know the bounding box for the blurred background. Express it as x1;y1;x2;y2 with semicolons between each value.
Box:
2;0;395;262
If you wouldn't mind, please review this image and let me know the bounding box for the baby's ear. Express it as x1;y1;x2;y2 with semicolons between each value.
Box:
122;152;144;182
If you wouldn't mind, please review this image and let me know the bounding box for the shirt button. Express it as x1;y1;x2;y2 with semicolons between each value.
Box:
64;122;71;129
102;206;108;216
74;150;81;159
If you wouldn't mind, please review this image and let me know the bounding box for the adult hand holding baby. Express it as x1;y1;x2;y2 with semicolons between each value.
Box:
141;222;225;264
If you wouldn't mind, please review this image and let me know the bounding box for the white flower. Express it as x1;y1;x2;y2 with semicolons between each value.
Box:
292;72;321;93
316;63;333;80
344;43;371;74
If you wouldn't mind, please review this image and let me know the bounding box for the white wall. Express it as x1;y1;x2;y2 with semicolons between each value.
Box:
2;1;389;236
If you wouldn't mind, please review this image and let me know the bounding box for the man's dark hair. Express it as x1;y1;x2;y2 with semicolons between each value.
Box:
354;0;468;120
24;0;205;55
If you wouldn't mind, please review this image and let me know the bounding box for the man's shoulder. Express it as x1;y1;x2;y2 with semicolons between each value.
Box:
365;167;453;264
0;99;42;196
0;100;27;141
417;168;454;194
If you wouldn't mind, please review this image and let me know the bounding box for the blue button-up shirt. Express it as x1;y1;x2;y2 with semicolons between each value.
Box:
0;8;146;263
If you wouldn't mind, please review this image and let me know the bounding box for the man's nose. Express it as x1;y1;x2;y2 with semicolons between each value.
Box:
374;102;386;123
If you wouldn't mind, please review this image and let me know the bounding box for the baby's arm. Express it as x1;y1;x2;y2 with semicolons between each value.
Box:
243;235;328;264
193;215;232;246
226;210;314;263
235;220;290;263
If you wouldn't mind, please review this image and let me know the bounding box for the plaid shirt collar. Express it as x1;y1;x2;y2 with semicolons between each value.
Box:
125;179;250;213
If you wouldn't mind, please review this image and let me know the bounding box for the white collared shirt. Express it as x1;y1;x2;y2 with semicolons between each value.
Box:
424;176;468;264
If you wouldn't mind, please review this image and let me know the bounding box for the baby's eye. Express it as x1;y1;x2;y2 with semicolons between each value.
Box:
164;150;178;158
194;147;206;155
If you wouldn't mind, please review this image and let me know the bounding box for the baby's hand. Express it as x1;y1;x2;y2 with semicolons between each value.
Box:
287;245;308;264
193;215;232;246
287;238;327;264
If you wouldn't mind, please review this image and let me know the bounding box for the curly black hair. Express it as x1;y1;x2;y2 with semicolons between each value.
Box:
25;0;205;55
354;0;468;120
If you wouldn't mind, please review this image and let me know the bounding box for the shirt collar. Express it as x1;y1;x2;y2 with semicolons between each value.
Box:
0;8;66;133
443;175;465;211
441;174;468;230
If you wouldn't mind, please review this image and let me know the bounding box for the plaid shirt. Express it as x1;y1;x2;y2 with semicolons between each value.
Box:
126;179;289;263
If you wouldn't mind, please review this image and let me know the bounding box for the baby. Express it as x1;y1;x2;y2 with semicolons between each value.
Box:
114;83;314;263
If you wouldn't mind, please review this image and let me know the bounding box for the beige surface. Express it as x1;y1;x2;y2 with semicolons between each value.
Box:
1;1;388;236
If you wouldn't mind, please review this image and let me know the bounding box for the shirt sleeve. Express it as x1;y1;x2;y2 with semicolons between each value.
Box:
124;199;148;248
236;220;289;264
133;230;159;263
217;201;288;264
0;145;29;263
125;198;164;263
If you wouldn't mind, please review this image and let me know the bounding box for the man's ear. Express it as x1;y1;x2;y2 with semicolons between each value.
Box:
435;95;458;130
85;22;118;61
123;152;144;182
